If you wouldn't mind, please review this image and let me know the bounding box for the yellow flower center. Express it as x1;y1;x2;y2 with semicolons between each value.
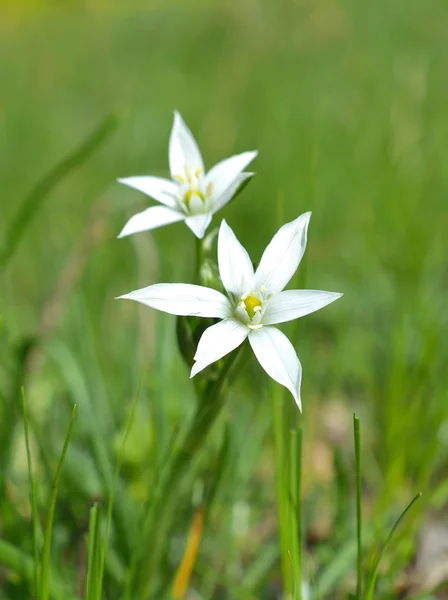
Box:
244;295;262;319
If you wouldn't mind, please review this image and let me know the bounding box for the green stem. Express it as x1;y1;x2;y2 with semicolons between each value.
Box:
354;414;362;600
21;387;41;596
289;428;302;599
273;387;292;598
40;405;77;600
195;236;204;283
126;351;239;599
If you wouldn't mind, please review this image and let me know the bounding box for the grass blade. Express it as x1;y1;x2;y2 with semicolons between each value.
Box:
40;404;77;600
289;427;302;599
0;539;78;600
0;114;118;267
21;387;41;596
272;386;292;597
98;371;144;589
365;492;422;600
354;414;362;599
86;502;103;600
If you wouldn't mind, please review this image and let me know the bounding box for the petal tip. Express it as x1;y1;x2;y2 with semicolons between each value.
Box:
117;228;128;239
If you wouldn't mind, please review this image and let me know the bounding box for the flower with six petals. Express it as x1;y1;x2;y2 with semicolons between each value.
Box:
118;212;342;410
117;111;257;240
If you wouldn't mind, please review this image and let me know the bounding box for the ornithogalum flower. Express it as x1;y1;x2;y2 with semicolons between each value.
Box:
117;111;257;239
118;213;342;410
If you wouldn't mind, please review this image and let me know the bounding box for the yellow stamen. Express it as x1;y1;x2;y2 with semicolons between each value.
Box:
184;189;193;208
184;188;205;208
173;174;185;184
195;167;203;178
205;182;214;198
244;295;262;319
185;165;194;185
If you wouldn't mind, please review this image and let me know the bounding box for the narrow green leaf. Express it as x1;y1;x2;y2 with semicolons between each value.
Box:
0;539;78;600
289;427;302;600
99;371;144;589
0;114;118;267
86;502;103;600
86;503;99;600
40;404;77;600
272;385;292;597
353;414;362;599
21;387;41;596
365;492;422;600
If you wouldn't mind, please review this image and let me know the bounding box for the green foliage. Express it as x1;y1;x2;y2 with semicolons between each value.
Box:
1;0;448;598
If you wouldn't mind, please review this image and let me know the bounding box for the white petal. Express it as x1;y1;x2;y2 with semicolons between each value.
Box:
118;206;184;238
169;111;204;179
117;176;179;209
253;212;311;294
185;213;212;239
191;318;249;377
212;172;254;213
118;283;231;318
218;219;254;296
249;326;302;411
263;290;343;325
205;151;257;201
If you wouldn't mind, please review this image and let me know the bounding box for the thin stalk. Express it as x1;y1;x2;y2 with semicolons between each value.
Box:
21;387;40;595
272;387;292;598
365;492;422;600
86;503;101;600
195;236;204;284
40;405;77;600
353;414;362;600
289;428;302;599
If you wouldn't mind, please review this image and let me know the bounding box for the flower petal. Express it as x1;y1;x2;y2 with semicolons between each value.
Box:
191;318;249;377
185;213;212;239
118;206;184;238
263;290;343;325
212;172;254;213
118;283;231;318
117;176;179;208
205;151;257;201
169;111;204;179
218;219;254;296
253;212;311;294
249;326;302;411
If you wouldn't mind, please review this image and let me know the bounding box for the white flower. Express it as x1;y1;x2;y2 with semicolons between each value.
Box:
117;111;257;240
118;213;342;410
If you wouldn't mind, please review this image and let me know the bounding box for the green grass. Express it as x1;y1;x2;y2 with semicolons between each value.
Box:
1;0;448;598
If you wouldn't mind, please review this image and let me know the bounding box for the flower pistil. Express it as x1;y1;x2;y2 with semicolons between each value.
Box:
235;286;271;329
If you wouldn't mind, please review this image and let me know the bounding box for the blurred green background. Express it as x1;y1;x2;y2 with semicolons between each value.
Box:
1;0;448;598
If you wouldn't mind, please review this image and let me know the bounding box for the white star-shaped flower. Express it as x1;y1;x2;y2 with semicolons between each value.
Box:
117;111;257;240
118;213;342;410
